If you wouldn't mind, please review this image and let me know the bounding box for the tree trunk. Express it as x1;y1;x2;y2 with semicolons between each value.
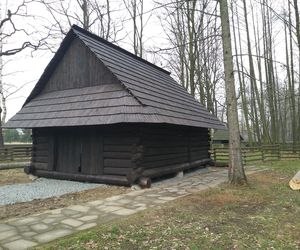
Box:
253;3;269;143
293;0;300;143
232;1;253;145
242;0;263;144
219;0;246;184
82;0;89;30
0;29;4;148
0;107;4;148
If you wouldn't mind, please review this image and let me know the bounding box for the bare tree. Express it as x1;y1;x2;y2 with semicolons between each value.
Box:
219;0;246;184
122;0;146;57
155;0;224;117
0;0;50;147
39;0;95;34
40;0;124;45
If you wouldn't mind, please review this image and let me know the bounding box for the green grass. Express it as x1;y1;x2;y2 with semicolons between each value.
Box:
36;161;300;250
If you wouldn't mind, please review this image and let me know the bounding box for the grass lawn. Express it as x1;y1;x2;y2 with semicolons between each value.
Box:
37;161;300;250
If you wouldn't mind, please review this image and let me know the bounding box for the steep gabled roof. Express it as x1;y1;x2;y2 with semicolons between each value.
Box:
6;25;225;129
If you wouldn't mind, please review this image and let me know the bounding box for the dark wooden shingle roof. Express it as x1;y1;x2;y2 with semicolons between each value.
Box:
6;25;225;129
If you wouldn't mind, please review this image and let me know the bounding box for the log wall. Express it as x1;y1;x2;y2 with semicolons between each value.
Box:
138;125;210;178
32;128;51;171
31;125;138;185
31;124;210;185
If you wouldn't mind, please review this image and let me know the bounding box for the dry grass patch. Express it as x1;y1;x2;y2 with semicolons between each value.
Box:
251;170;288;184
0;185;130;221
204;191;251;205
0;168;31;186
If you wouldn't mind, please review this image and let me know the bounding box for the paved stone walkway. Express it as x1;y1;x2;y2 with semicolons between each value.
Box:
0;166;266;250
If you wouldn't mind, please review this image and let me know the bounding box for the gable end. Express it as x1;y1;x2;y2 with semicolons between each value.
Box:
41;38;119;93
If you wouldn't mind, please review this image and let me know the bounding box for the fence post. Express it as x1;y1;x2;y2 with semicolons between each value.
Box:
213;148;217;163
262;145;265;162
10;148;14;161
242;149;246;165
277;144;281;160
26;147;30;157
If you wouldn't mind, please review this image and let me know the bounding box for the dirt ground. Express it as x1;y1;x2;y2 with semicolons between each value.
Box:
0;169;130;221
0;168;32;186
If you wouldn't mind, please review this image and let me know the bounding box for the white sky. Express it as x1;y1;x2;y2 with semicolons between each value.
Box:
3;0;167;121
2;0;288;122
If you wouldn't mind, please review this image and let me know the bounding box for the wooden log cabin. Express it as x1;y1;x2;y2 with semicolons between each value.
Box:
6;25;225;186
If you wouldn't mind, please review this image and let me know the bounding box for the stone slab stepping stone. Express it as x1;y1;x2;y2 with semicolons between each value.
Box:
289;170;300;190
34;229;72;243
3;239;37;250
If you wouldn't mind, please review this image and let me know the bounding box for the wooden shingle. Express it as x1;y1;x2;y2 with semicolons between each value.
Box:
6;25;224;130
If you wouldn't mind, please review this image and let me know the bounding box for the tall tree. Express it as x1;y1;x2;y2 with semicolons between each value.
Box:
156;0;224;115
123;0;145;57
219;0;246;184
0;0;48;147
242;0;262;144
231;0;252;145
40;0;122;43
292;0;300;142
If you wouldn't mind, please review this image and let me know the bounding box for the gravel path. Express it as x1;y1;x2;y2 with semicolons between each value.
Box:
0;178;103;205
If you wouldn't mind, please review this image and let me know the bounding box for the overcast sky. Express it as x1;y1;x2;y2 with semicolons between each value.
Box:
2;0;287;122
3;0;167;121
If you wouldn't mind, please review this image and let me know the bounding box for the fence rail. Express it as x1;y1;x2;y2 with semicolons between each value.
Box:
211;144;300;164
0;144;32;162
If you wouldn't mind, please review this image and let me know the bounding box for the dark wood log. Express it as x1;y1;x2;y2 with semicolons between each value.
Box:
190;145;209;149
131;152;143;162
143;152;189;162
143;140;188;147
34;169;130;186
104;144;133;152
145;146;188;156
32;156;48;163
141;156;189;168
48;134;55;171
32;150;48;157
104;136;140;145
24;165;35;174
142;159;211;178
132;145;144;154
33;143;49;151
104;159;135;168
103;151;132;159
35;137;49;144
190;150;209;155
33;162;48;170
138;177;151;188
126;167;143;184
103;167;131;175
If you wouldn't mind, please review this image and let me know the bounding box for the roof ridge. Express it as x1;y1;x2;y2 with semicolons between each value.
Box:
71;25;171;75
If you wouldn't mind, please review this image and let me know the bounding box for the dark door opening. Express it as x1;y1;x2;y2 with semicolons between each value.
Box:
54;129;103;175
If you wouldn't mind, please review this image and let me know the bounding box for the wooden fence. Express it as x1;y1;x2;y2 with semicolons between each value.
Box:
211;144;300;164
0;144;32;162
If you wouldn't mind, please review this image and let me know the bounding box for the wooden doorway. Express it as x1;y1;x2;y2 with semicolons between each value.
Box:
54;128;103;175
